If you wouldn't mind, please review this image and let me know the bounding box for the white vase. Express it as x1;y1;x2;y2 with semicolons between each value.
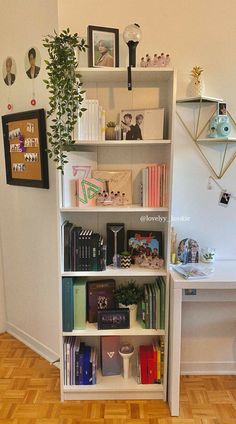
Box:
119;303;137;327
190;77;205;97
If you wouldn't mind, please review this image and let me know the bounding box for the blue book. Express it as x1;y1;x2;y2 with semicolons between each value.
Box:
78;343;85;384
83;346;92;385
62;278;74;332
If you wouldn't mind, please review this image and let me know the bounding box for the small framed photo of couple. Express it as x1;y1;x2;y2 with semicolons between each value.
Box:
87;25;119;68
218;102;227;116
120;108;164;141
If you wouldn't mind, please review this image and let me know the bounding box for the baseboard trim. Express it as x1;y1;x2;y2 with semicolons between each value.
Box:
181;361;236;375
7;322;60;368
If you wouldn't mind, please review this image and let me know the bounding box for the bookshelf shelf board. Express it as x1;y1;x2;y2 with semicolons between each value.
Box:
62;266;167;278
64;371;163;393
76;67;174;83
197;137;236;143
60;205;169;213
73;139;172;147
177;96;223;103
63;321;165;337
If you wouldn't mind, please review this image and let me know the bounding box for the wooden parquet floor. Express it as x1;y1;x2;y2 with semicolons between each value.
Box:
1;333;236;424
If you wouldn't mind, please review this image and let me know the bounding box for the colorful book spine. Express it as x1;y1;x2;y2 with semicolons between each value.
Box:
73;278;87;330
62;278;74;332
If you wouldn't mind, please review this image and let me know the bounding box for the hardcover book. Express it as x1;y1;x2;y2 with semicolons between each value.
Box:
73;278;87;330
62;278;74;332
100;336;121;376
92;170;132;204
87;279;116;323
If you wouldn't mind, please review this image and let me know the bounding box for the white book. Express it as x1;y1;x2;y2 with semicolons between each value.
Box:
92;99;99;140
101;109;106;141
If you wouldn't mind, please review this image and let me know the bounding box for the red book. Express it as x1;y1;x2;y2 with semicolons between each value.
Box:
147;346;155;384
156;165;161;208
148;166;152;208
139;345;148;384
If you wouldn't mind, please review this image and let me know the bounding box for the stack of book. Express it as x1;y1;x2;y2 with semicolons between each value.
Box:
63;337;97;385
78;99;105;141
139;277;165;329
141;164;168;207
137;339;164;384
62;221;105;272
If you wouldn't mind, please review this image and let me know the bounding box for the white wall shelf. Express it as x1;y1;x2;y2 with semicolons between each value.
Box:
60;206;169;213
62;266;167;278
63;321;165;337
176;96;236;178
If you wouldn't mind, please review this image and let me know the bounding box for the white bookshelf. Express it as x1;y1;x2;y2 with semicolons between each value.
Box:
58;67;176;402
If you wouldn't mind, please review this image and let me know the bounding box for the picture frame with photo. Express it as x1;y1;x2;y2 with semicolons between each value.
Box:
2;109;49;188
127;230;164;269
218;102;227;116
120;108;164;141
87;25;119;68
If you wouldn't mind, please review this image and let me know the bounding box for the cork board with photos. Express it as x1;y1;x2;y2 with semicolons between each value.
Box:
2;109;49;188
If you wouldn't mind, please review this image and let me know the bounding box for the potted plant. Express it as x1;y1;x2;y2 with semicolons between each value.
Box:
114;280;144;327
43;28;87;171
105;121;117;140
190;65;204;96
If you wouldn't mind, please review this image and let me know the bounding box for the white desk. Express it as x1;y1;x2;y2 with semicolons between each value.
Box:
168;260;236;416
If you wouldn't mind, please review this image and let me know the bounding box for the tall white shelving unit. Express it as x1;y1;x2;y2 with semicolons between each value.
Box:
58;67;176;401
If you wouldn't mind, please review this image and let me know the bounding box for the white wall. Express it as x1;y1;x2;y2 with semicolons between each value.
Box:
0;0;59;359
58;0;236;372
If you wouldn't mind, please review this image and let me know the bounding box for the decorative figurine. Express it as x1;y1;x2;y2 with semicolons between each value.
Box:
140;53;171;68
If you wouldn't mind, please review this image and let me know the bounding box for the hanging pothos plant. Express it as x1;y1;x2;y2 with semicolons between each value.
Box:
43;28;87;171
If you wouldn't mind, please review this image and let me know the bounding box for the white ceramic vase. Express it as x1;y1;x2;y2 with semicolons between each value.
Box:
190;77;205;97
119;303;137;327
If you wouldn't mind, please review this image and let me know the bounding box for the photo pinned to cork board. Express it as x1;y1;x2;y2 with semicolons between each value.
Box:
2;109;49;188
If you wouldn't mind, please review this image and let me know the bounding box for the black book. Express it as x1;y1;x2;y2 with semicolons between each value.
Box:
64;221;73;271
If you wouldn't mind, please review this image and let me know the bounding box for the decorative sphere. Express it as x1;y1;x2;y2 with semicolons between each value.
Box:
123;24;142;44
119;343;134;354
31;99;36;106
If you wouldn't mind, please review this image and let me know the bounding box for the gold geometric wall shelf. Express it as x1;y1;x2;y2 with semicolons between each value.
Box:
176;96;236;179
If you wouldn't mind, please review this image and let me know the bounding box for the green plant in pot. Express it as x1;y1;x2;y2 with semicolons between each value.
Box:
105;121;116;140
114;280;144;327
43;28;87;171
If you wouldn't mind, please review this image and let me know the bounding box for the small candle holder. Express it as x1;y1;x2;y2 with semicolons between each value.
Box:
200;247;215;263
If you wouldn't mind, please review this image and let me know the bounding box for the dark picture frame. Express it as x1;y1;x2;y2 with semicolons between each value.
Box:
87;25;119;68
2;108;49;188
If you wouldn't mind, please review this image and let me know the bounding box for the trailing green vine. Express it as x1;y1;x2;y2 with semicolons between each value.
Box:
43;28;87;171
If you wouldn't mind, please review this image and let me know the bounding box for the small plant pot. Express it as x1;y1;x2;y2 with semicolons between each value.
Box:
119;303;137;327
120;254;132;268
105;127;116;140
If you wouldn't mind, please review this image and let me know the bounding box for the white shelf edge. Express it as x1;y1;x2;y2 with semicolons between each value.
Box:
197;137;236;143
63;321;165;337
177;96;223;103
72;139;171;146
64;371;164;392
60;205;169;213
61;266;167;277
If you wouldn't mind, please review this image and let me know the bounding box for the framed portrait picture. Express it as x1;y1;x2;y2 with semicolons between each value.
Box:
2;108;49;188
87;25;119;68
120;108;164;141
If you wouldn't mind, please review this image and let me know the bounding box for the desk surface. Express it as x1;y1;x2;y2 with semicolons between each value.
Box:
170;260;236;289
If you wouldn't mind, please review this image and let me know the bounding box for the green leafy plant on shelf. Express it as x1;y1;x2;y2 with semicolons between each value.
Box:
114;280;144;306
43;28;87;171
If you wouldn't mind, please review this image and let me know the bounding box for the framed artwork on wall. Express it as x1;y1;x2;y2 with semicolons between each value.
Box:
2;108;49;188
87;25;119;68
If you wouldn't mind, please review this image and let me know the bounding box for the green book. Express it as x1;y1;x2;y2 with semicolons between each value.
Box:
62;278;74;332
73;278;87;330
154;280;161;329
157;277;165;329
